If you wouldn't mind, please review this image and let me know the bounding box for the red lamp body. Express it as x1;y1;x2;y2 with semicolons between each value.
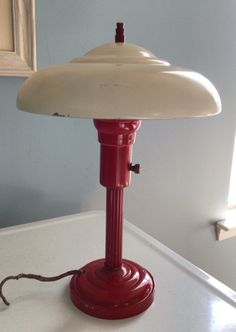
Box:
70;119;155;319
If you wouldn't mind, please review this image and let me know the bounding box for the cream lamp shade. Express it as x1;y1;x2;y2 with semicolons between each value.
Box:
17;42;221;119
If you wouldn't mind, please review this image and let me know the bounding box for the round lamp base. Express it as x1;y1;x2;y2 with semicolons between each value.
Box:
70;258;155;319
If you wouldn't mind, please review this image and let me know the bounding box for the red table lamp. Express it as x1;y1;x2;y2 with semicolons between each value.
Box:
17;23;221;319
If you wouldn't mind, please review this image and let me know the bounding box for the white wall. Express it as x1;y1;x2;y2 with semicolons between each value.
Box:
0;0;235;290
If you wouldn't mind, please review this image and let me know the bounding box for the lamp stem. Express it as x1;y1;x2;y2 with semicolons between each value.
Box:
105;187;124;269
93;119;141;270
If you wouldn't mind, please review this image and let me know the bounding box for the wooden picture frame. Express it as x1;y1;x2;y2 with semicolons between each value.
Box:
0;0;36;76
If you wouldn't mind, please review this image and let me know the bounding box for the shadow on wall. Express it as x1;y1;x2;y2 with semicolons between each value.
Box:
0;185;82;228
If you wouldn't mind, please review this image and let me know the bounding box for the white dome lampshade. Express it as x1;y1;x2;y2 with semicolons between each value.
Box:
17;26;221;118
15;23;221;320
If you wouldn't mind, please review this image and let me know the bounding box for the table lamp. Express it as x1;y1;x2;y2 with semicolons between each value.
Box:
16;23;221;319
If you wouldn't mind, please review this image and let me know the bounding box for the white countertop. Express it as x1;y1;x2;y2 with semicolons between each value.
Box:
0;211;235;331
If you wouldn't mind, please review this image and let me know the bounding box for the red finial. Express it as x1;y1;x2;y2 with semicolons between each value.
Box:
115;22;125;43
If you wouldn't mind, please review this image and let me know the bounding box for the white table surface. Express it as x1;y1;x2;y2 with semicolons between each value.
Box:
0;211;235;332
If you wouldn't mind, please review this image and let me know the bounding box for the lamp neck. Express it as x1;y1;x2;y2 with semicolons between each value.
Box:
93;119;141;188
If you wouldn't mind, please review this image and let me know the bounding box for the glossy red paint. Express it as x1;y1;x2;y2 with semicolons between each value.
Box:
70;119;155;319
105;187;124;269
94;119;141;188
70;259;154;319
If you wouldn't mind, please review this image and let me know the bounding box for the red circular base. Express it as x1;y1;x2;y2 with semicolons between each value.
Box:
70;259;155;319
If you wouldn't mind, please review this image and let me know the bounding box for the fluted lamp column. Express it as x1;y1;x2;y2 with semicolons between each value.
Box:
17;23;221;319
